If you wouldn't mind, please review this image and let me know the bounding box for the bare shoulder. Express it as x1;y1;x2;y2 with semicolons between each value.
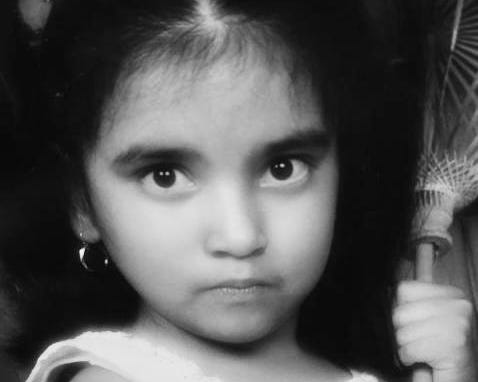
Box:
69;366;130;382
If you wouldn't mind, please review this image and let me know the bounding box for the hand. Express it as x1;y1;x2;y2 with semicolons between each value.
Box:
393;281;476;382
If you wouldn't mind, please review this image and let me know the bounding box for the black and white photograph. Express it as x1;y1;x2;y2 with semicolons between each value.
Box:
0;1;476;381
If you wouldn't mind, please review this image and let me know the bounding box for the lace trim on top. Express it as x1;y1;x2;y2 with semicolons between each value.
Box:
26;330;378;382
26;331;220;382
349;370;380;382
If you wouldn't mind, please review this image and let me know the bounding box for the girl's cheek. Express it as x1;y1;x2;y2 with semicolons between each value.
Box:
92;185;204;265
266;191;336;277
265;159;337;287
265;159;337;248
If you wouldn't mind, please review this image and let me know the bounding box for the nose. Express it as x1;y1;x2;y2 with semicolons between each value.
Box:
204;184;267;258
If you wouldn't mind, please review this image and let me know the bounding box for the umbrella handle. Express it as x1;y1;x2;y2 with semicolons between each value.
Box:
415;242;434;282
413;367;433;382
412;242;435;382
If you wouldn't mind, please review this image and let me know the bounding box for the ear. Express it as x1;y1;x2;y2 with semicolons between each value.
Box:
70;198;101;244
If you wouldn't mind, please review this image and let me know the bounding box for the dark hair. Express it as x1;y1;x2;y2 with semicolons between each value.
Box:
1;0;420;378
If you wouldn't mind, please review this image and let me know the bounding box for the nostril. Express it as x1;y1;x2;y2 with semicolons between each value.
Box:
254;233;268;253
205;229;268;258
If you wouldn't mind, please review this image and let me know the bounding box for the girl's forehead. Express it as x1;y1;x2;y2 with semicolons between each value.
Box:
106;59;319;127
97;60;324;157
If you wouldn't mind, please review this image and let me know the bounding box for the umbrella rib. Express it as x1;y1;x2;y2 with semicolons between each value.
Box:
454;45;478;70
442;62;475;128
453;74;478;123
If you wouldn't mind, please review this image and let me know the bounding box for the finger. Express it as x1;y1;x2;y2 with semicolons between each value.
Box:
396;281;465;305
395;315;471;347
393;297;473;328
397;331;469;367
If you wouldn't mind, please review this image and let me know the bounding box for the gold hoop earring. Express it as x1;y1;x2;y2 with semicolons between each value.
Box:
78;242;110;272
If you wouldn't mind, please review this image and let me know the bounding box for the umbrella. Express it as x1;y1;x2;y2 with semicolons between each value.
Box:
412;0;478;381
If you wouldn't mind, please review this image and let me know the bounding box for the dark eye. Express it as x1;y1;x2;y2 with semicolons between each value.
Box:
141;164;195;196
270;160;294;180
260;158;310;188
152;166;177;188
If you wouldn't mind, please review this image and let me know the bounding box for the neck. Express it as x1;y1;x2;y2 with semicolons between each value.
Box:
130;306;303;373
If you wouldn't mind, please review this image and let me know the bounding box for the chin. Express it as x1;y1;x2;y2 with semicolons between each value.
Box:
190;315;286;347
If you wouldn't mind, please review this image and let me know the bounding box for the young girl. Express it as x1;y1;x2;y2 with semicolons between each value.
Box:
2;0;475;381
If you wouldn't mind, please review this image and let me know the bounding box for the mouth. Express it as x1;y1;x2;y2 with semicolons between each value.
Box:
203;278;278;297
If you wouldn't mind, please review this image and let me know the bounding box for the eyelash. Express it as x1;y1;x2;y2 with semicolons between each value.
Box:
270;154;318;170
136;163;195;196
136;154;319;192
259;154;317;186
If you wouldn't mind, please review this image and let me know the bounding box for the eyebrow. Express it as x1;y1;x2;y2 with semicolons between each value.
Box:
112;128;331;170
260;129;331;159
112;146;201;170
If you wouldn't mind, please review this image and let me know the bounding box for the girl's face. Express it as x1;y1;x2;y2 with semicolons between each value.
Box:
77;60;338;345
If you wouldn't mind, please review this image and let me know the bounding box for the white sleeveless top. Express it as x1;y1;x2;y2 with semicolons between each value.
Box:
26;331;379;382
